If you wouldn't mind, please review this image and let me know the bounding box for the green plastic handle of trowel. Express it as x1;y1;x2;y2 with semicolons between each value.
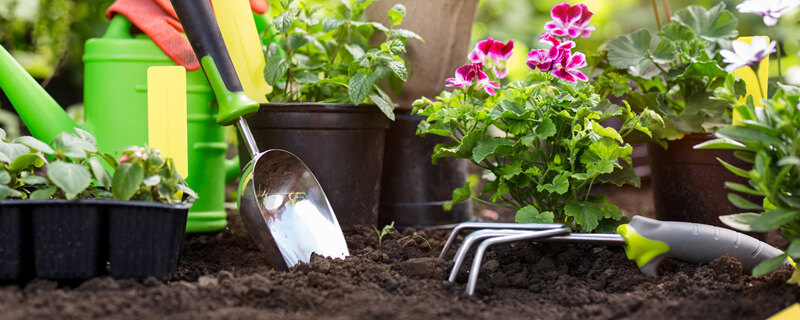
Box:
617;215;790;277
171;0;260;126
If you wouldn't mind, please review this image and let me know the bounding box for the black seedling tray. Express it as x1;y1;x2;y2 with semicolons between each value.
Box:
0;200;189;282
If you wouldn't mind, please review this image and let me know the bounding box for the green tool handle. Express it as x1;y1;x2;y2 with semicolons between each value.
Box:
170;0;259;126
619;215;789;276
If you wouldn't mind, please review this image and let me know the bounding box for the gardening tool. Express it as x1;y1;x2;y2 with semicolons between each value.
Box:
0;15;237;232
442;216;792;295
169;0;349;270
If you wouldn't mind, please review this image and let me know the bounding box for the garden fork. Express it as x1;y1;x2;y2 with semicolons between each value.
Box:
442;215;791;295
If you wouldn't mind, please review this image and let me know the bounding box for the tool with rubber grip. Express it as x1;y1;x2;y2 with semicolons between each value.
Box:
170;0;260;126
619;215;790;276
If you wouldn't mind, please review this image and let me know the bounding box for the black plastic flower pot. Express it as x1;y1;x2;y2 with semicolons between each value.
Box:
648;134;761;233
238;103;390;231
379;110;473;228
31;200;107;280
0;201;31;281
108;201;189;280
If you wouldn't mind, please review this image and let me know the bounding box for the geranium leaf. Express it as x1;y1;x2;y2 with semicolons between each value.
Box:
515;206;554;223
564;200;603;232
672;3;738;42
606;29;651;69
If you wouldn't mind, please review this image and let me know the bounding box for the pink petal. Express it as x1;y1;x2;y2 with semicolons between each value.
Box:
550;3;572;22
567;52;587;69
570;70;588;81
468;50;482;63
565;5;583;22
489;39;514;61
552;67;576;82
494;68;508;79
476;37;495;55
576;4;594;24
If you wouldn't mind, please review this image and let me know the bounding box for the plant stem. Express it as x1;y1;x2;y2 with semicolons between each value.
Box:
662;0;672;23
754;67;767;101
470;196;515;209
651;0;662;30
771;27;783;82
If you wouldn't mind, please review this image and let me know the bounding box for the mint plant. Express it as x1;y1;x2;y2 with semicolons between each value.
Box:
263;0;422;120
413;3;660;232
595;3;740;146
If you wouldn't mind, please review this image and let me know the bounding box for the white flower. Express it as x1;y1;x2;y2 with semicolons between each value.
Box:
737;0;800;26
720;38;776;72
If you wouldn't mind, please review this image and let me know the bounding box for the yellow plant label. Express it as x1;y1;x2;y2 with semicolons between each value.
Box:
768;303;800;320
732;36;769;124
147;66;188;178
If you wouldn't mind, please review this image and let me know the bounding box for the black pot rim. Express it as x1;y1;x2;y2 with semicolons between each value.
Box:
0;199;192;209
257;102;380;113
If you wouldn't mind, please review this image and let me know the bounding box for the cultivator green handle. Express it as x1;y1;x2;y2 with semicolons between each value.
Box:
618;216;791;277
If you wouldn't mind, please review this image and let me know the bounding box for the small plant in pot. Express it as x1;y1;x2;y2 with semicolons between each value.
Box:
242;0;422;230
413;3;660;232
593;3;748;227
0;128;196;281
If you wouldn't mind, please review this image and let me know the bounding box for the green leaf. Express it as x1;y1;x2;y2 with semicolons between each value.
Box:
472;137;514;163
515;206;554;223
752;254;788;277
387;4;406;26
536;171;570;195
368;92;395;121
0;151;9;163
725;182;761;196
88;156;112;187
348;72;373;104
390;29;423;42
112;162;145;201
8;153;43;173
786;239;800;259
659;22;696;42
0;170;9;184
384;59;407;81
0;185;23;200
694;138;747;150
177;183;198;200
31;186;56;200
322;17;345;32
564;200;603;231
717;126;783;147
591;121;623;143
0;128;5;140
598;162;641;187
727;193;762;210
344;43;366;60
0;141;30;163
719;213;760;231
273;8;297;33
751;208;799;232
143;174;161;187
605;29;652;69
673;3;738;42
73;128;97;146
294;71;320;84
48;161;91;199
444;180;471;211
13;136;54;154
20;174;47;185
264;56;290;86
651;40;675;64
288;34;310;51
499;162;522;180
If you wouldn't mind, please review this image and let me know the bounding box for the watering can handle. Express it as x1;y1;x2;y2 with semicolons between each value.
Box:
170;0;259;126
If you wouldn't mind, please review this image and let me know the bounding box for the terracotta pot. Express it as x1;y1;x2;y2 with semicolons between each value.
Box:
239;103;390;231
366;0;480;109
648;134;761;231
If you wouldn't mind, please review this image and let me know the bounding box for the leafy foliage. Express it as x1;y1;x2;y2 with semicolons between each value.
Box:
413;74;659;231
262;0;422;120
595;3;741;146
698;85;800;277
0;128;195;203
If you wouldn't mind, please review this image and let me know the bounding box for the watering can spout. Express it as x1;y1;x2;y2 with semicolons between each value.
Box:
0;44;77;142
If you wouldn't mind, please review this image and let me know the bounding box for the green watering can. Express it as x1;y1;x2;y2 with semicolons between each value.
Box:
0;15;238;233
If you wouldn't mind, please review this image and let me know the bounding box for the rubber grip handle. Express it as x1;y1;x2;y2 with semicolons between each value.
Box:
621;215;788;277
170;0;259;125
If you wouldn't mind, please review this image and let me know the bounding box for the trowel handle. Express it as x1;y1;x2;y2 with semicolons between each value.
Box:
170;0;260;126
618;215;790;277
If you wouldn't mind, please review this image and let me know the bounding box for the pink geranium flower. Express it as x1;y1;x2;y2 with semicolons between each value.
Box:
544;3;595;39
527;35;576;72
445;63;482;88
526;49;553;71
469;37;514;78
551;52;588;82
476;71;501;95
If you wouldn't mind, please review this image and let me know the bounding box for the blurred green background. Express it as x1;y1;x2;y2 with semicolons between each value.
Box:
1;0;799;136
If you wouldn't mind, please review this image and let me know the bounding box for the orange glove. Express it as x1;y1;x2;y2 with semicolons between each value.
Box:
106;0;268;71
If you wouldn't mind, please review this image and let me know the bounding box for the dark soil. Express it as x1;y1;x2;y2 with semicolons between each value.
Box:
0;211;798;320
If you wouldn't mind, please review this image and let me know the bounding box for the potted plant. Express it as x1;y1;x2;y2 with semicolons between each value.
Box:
366;0;479;229
698;83;800;283
413;3;660;231
0;128;196;281
241;0;421;231
594;3;746;227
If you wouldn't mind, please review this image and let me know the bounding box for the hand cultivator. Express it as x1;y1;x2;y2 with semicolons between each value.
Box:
441;216;791;295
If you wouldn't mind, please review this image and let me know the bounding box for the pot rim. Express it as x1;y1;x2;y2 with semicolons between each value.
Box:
0;199;192;209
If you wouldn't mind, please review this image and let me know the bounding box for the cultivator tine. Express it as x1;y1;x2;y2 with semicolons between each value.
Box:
448;229;532;282
439;222;564;259
465;227;571;295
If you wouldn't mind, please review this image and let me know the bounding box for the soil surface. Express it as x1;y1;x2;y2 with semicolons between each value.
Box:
0;211;799;320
